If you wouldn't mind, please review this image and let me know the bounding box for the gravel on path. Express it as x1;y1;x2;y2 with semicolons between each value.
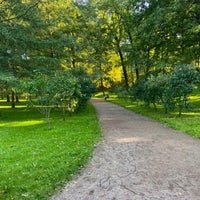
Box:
51;99;200;200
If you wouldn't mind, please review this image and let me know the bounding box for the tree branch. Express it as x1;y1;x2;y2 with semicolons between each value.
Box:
0;0;41;23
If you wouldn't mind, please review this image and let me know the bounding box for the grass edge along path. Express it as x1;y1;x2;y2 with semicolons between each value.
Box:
107;94;200;139
0;101;101;200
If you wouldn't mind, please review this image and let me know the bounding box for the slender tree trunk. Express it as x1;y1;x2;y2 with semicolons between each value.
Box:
50;45;55;58
72;59;76;68
115;36;129;91
45;107;51;129
196;46;200;67
11;90;15;108
126;29;140;81
16;94;19;102
135;64;139;80
130;65;134;86
119;48;129;91
145;48;151;77
61;103;66;121
7;94;10;102
70;46;76;68
100;77;105;96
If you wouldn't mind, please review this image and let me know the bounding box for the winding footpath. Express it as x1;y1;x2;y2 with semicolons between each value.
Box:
52;99;200;200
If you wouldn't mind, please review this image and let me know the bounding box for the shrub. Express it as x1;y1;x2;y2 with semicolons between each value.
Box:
145;73;168;109
132;74;168;109
21;69;96;126
163;64;199;116
132;64;199;116
53;71;81;119
71;67;96;110
132;78;147;103
21;71;80;127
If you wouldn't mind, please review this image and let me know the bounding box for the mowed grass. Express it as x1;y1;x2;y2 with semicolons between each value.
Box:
0;100;101;200
108;93;200;139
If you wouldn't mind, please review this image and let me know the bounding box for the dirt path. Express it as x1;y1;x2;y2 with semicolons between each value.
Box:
51;99;200;200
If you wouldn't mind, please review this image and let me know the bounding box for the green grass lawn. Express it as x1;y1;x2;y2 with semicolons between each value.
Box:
0;100;100;200
108;93;200;139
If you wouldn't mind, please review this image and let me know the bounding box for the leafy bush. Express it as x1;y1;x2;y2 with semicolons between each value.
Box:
132;64;199;116
163;64;199;116
52;71;81;119
21;69;95;127
21;72;57;128
132;78;147;103
109;85;130;100
132;74;167;107
145;73;168;109
71;67;96;110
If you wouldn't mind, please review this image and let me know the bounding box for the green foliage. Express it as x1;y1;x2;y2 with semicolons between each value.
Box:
21;72;56;128
145;73;168;108
71;67;96;110
131;78;146;102
21;69;95;125
53;71;81;119
163;64;200;116
22;71;75;127
109;85;130;100
1;0;199;101
132;64;199;116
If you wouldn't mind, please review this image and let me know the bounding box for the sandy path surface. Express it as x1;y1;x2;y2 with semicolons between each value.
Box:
51;99;200;200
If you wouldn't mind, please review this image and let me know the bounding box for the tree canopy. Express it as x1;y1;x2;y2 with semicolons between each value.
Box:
0;0;199;112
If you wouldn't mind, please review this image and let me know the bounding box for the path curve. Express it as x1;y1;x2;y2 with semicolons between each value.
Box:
52;99;200;200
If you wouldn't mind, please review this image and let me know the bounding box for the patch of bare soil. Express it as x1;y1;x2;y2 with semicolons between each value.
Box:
51;99;200;200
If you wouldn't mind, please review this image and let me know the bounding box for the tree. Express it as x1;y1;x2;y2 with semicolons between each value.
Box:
133;64;199;116
0;0;41;75
53;71;81;119
163;64;199;116
71;67;96;110
1;0;199;108
21;68;95;127
89;0;130;91
22;72;57;129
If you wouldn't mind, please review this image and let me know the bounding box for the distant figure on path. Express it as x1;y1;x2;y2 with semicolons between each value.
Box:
104;94;109;101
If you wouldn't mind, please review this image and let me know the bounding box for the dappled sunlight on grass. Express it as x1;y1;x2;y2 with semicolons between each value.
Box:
0;100;28;109
190;95;200;101
0;105;27;109
126;105;135;108
0;101;101;199
0;120;44;127
178;112;200;117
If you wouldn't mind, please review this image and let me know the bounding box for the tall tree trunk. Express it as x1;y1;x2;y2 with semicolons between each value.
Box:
126;29;140;81
135;64;139;80
145;48;151;77
115;36;129;91
7;94;10;102
119;48;129;91
70;46;76;68
71;59;76;68
16;94;19;102
11;90;15;108
100;77;105;96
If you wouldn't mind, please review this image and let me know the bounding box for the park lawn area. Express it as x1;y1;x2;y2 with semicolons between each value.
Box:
0;100;101;200
109;93;200;139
